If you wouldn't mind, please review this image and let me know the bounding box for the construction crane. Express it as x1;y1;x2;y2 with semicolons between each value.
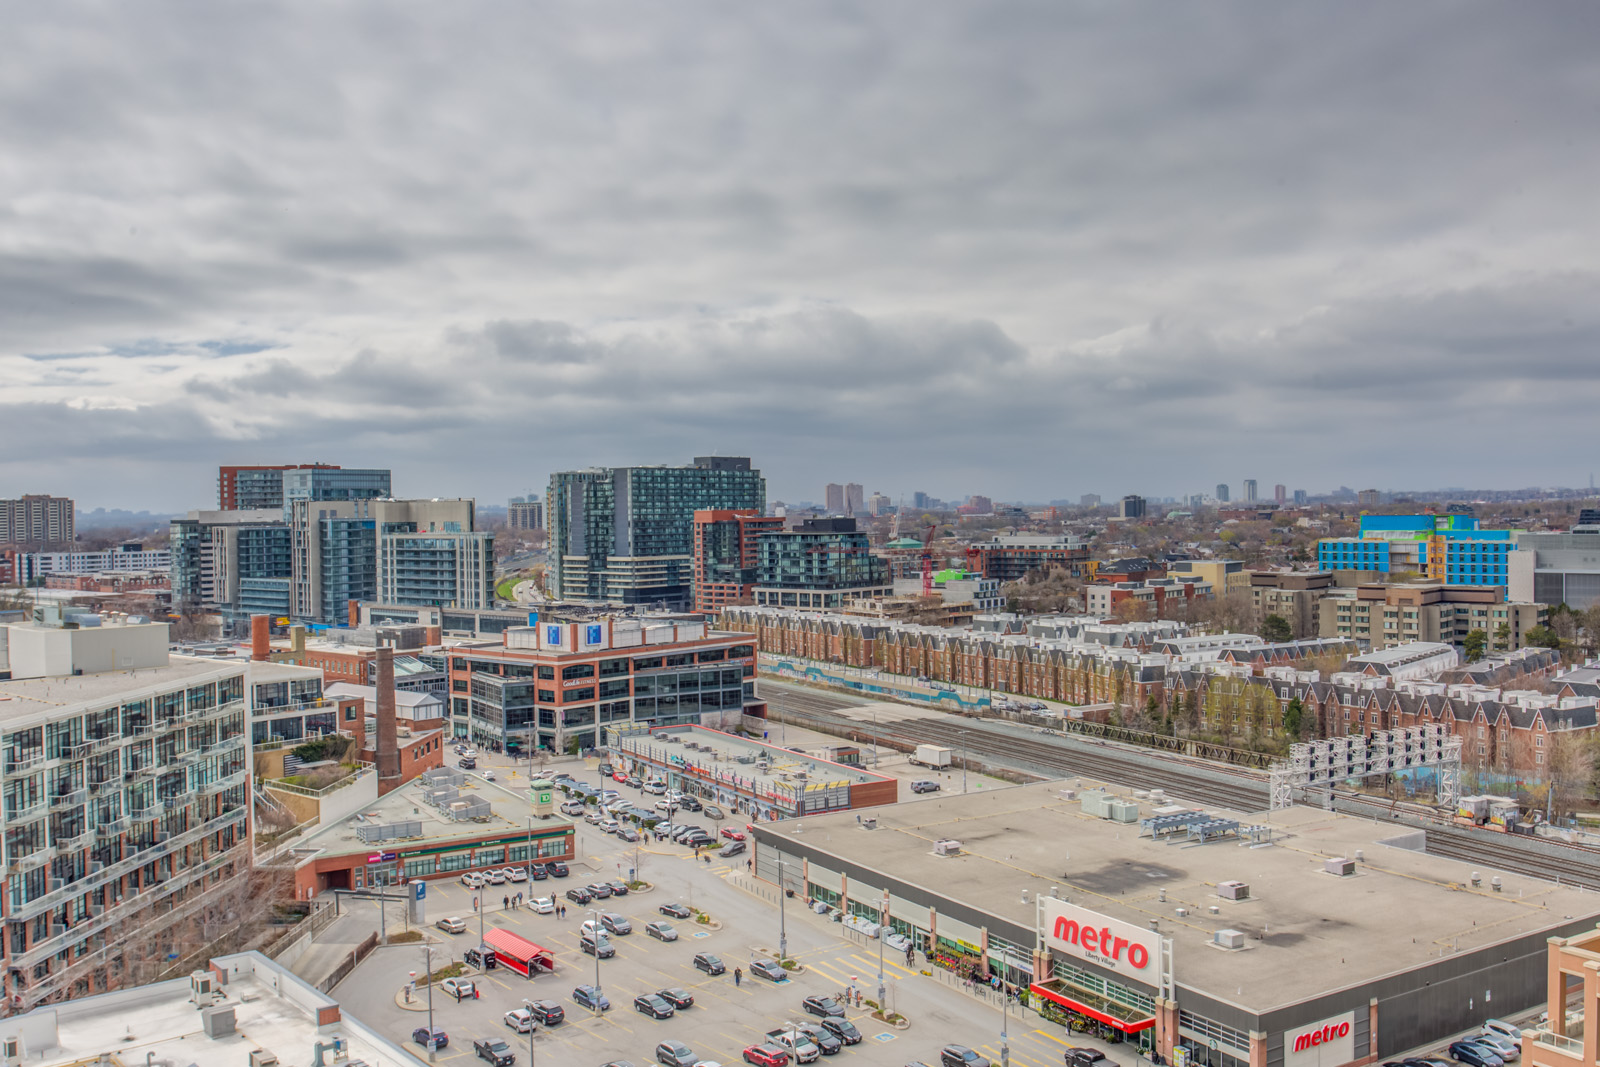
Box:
920;523;951;597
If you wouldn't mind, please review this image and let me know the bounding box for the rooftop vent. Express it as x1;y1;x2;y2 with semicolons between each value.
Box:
1213;929;1245;950
1323;857;1355;877
1217;880;1250;900
933;839;963;857
201;1004;236;1039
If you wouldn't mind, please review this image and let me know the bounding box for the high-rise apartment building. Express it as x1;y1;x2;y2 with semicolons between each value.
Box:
549;458;766;607
1243;479;1258;502
1274;484;1287;506
1357;489;1382;508
1079;494;1101;509
289;499;377;622
825;483;845;513
846;484;865;516
0;495;74;547
0;609;251;1009
375;499;494;610
1215;484;1230;503
508;499;544;530
751;518;892;610
1119;494;1147;520
912;491;931;510
692;508;784;612
866;491;891;516
170;509;292;618
217;464;346;510
283;467;391;505
1293;489;1308;506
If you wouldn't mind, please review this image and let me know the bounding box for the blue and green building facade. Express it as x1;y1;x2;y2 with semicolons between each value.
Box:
1318;515;1517;593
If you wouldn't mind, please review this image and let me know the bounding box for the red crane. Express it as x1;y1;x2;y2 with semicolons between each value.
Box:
920;524;948;597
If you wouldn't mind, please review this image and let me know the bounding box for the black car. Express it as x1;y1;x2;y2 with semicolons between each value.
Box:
942;1047;991;1067
657;987;694;1010
627;776;643;788
580;934;615;958
692;952;726;975
586;883;614;899
528;863;549;881
411;1028;448;1050
547;861;569;878
565;887;593;904
660;902;692;918
750;958;787;981
635;993;676;1019
460;758;477;770
526;1000;565;1026
679;797;702;811
656;1042;697;1067
819;1018;860;1045
604;880;630;896
1064;1050;1107;1067
572;984;611;1012
721;841;747;857
802;995;845;1018
795;1024;841;1056
473;1039;515;1067
1448;1044;1503;1067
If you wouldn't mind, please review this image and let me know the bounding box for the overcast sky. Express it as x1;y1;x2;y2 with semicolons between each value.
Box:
4;4;1599;513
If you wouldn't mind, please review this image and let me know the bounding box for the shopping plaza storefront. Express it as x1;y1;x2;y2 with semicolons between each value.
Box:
752;782;1600;1067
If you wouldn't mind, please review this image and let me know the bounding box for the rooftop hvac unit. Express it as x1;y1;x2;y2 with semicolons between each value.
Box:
249;1051;280;1067
1213;929;1245;950
201;1004;236;1038
1107;799;1140;824
1217;880;1250;900
933;839;962;856
1323;857;1355;877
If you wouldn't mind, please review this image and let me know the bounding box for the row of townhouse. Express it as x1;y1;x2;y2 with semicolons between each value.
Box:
718;605;1356;712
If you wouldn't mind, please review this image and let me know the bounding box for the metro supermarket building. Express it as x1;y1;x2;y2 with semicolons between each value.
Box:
751;781;1599;1067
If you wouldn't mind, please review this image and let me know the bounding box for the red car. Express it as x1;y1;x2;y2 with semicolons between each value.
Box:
613;772;628;783
720;828;746;841
743;1045;789;1067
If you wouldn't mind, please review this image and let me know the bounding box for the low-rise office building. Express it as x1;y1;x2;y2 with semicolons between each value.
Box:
753;781;1600;1067
966;533;1091;582
1318;584;1547;651
1509;527;1600;609
608;724;897;821
1249;570;1335;639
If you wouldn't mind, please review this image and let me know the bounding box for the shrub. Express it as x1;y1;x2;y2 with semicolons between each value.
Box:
388;931;423;944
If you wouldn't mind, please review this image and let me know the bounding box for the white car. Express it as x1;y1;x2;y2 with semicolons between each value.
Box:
584;809;604;824
439;977;476;1000
460;872;485;889
484;869;507;885
504;1008;536;1034
1483;1020;1523;1043
643;781;667;795
484;771;498;782
529;896;555;914
599;819;620;834
505;867;528;883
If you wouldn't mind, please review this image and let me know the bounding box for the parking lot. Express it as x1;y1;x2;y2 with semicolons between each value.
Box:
331;761;1127;1067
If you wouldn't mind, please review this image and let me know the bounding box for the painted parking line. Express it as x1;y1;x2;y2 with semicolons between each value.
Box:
844;952;917;979
1032;1029;1071;1046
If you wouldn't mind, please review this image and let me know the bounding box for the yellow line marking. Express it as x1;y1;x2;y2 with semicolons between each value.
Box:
1032;1030;1070;1046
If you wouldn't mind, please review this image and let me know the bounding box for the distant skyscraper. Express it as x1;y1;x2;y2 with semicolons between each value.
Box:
1274;484;1287;505
912;491;930;510
1080;494;1101;508
1293;489;1308;506
283;467;392;505
1216;484;1230;503
1243;479;1258;502
508;499;544;530
846;484;865;516
1357;489;1382;508
0;494;74;546
825;483;845;513
1119;495;1146;519
218;463;343;510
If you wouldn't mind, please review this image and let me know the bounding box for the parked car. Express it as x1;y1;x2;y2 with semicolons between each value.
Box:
529;896;555;914
473;1039;514;1067
635;993;676;1019
586;882;614;899
910;780;940;794
1449;1043;1503;1067
600;912;632;935
802;995;845;1018
764;1032;819;1064
435;916;467;934
604;880;630;896
941;1047;991;1067
618;827;641;842
439;977;476;1000
1064;1049;1107;1067
584;809;604;825
560;801;587;815
692;952;726;975
503;1009;537;1034
644;781;668;794
682;832;714;847
818;1018;860;1045
464;946;497;970
565;887;593;905
525;1000;564;1026
411;1028;448;1050
599;819;620;834
572;984;611;1012
720;841;746;858
627;775;643;788
645;921;679;941
743;1045;790;1067
720;827;746;841
579;934;615;958
460;872;485;889
1471;1035;1519;1061
547;861;569;877
656;1042;696;1067
703;803;725;819
750;958;787;981
657;987;694;1009
484;869;507;885
660;902;693;918
505;867;528;883
679;797;702;811
1482;1022;1523;1044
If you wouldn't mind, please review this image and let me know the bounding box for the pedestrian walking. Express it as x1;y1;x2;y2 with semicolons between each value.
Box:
734;967;742;987
503;894;510;911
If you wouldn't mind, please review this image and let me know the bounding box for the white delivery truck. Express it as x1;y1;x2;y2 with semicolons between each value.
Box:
909;744;953;769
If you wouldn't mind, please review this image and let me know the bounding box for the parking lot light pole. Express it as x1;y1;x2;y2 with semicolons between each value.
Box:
424;945;436;1062
1000;980;1010;1067
592;908;602;1001
778;854;788;962
522;998;535;1067
877;890;888;1008
526;817;534;884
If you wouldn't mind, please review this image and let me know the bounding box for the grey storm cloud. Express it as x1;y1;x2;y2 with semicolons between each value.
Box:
2;2;1599;509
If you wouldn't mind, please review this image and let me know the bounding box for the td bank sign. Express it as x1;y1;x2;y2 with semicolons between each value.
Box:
1041;898;1162;983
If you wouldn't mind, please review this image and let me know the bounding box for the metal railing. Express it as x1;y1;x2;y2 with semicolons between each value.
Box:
263;761;375;798
1529;1030;1584;1057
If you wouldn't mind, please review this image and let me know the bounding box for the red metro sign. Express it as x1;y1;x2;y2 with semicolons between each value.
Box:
1293;1020;1350;1053
1283;1011;1356;1067
1040;899;1161;982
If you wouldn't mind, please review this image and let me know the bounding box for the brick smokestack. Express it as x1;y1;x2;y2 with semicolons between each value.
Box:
250;615;271;661
348;599;361;627
375;646;401;791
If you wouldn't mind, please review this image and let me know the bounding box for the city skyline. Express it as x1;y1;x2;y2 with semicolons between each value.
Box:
2;6;1598;509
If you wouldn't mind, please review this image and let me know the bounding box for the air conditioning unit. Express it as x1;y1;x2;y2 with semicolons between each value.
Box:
249;1050;280;1067
1324;857;1355;877
1213;929;1245;950
1217;880;1250;901
933;839;962;857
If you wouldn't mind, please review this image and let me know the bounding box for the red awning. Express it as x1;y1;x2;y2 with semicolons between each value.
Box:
484;928;554;969
1029;980;1155;1033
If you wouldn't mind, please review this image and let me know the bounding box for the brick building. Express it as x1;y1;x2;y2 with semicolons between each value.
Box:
692;508;784;612
965;533;1091;582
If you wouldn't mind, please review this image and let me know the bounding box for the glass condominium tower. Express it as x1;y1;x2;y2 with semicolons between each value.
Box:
549;457;766;608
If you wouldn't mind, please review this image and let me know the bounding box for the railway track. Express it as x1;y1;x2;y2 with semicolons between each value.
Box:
763;682;1600;889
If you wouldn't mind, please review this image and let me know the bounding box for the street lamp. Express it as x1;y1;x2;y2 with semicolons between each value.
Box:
526;817;534;884
1000;974;1011;1067
876;890;888;1008
423;945;436;1062
777;853;788;962
590;908;603;1003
